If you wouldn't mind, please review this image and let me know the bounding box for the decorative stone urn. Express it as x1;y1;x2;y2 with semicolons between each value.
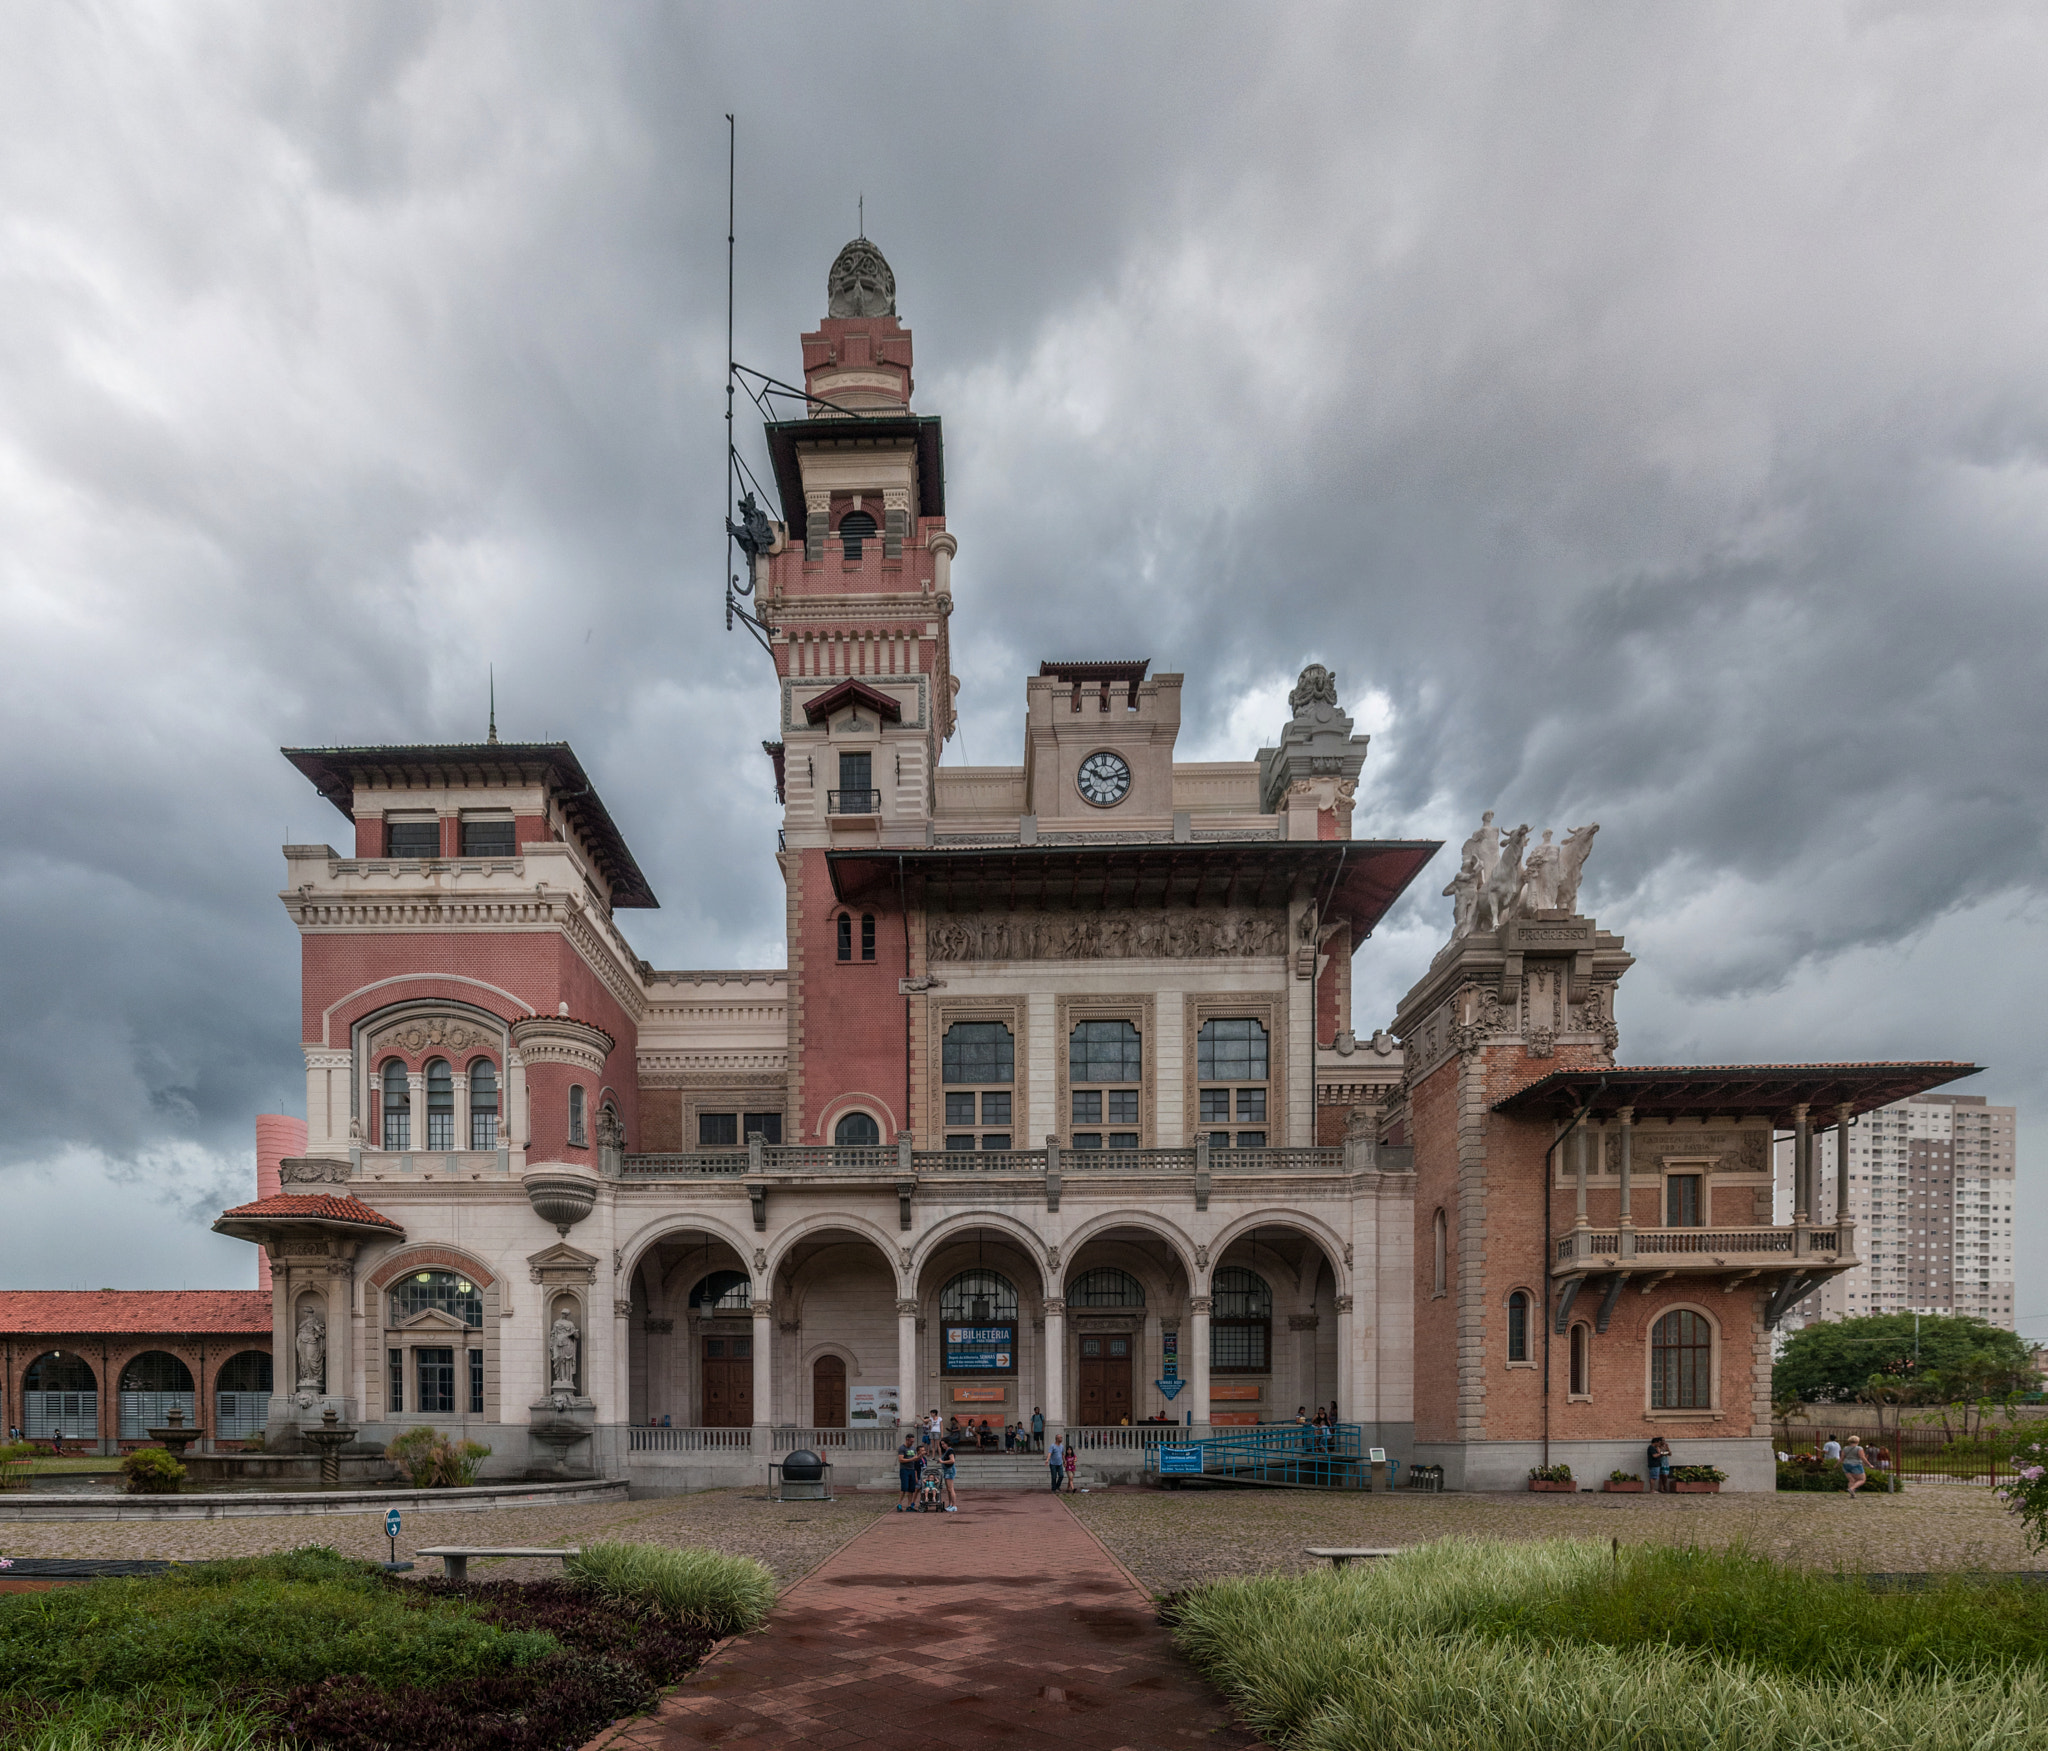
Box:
522;1162;599;1236
301;1406;358;1487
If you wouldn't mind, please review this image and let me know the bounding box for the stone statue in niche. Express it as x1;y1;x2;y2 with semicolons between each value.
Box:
294;1306;326;1392
827;238;896;318
549;1310;581;1391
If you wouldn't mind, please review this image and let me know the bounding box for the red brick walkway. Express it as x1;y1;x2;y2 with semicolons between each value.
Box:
597;1490;1262;1749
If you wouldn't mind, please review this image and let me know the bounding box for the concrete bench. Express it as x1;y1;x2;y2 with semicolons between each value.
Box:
1305;1547;1399;1569
415;1545;580;1583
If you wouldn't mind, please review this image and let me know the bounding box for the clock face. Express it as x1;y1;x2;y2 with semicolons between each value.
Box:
1077;750;1133;807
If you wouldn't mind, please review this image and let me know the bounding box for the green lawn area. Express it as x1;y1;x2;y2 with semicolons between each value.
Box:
7;1455;123;1475
1170;1538;2048;1750
0;1541;774;1751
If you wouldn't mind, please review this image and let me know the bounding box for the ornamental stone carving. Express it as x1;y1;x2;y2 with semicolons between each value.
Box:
371;1013;497;1058
548;1312;580;1389
927;909;1285;963
280;1157;350;1186
1448;813;1602;940
827;237;896;318
1335;1294;1354;1314
295;1307;326;1392
509;1014;614;1073
895;1298;919;1316
613;1298;634;1319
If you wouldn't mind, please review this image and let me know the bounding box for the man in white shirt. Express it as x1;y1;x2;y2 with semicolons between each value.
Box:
1821;1437;1842;1462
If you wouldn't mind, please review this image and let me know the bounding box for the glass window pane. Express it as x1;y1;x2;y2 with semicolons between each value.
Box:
1072;1090;1102;1125
1069;1020;1142;1083
1072;1133;1102;1150
980;1133;1011;1150
1208;1130;1231;1149
946;1092;977;1125
838;750;872;793
461;819;516;857
390;1271;484;1328
699;1112;738;1147
943;1023;1014;1084
946;1133;977;1151
980;1092;1011;1125
1197;1018;1268;1081
1236;1088;1266;1122
1210;1323;1268;1371
468;1348;485;1414
417;1348;455;1415
1200;1089;1229;1122
1212;1268;1272;1319
1107;1090;1138;1124
1068;1268;1145;1308
386;820;440;858
1108;1132;1139;1150
743;1112;783;1144
939;1271;1019;1320
1235;1131;1266;1148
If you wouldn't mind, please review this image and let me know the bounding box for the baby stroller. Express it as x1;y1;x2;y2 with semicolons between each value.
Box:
917;1463;945;1512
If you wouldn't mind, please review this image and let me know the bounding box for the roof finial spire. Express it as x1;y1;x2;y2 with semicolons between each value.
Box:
488;665;498;745
858;192;864;239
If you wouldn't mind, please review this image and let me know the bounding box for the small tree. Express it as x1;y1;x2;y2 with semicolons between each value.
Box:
1998;1430;2048;1552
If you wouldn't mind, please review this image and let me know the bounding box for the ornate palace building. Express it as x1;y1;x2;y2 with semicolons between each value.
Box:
209;240;1976;1491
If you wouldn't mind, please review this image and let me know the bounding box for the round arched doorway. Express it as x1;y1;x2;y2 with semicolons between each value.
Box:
812;1354;847;1428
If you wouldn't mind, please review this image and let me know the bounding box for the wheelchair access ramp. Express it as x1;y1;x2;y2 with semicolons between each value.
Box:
1142;1422;1380;1491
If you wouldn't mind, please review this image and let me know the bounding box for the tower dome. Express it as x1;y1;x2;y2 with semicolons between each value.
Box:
827;237;896;318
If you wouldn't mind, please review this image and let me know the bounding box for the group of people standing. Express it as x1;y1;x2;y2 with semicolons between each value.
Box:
896;1413;960;1513
1044;1433;1080;1492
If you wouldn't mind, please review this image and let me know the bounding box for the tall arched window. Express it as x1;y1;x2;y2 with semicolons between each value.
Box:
118;1350;196;1438
390;1270;484;1328
689;1271;752;1312
837;912;853;962
1432;1208;1447;1297
1569;1322;1591;1397
834;1111;881;1146
939;1271;1018;1377
23;1351;97;1441
425;1058;454;1150
1070;1019;1142;1150
940;1270;1019;1323
1650;1309;1714;1410
838;508;877;560
568;1084;588;1147
943;1022;1015;1151
1506;1290;1531;1364
382;1060;410;1150
469;1059;499;1149
1210;1266;1271;1373
1067;1268;1145;1308
214;1349;273;1439
1197;1018;1269;1148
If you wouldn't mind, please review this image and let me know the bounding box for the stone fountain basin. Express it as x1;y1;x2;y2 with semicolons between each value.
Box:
530;1421;594;1445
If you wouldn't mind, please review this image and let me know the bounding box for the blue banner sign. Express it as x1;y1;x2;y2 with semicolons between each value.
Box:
1156;1444;1204;1475
943;1324;1014;1373
1156;1377;1184;1399
1161;1329;1179;1379
385;1509;402;1538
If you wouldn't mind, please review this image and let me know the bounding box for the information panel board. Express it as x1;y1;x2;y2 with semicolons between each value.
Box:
943;1324;1016;1374
1156;1444;1205;1475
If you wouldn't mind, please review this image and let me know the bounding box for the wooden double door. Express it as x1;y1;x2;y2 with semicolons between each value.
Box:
1077;1334;1132;1425
812;1355;846;1427
701;1333;753;1427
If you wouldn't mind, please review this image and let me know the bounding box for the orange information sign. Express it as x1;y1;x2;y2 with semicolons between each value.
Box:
951;1386;1007;1404
1210;1383;1262;1401
1210;1411;1262;1425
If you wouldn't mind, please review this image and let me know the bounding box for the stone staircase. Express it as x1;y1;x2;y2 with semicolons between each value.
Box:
842;1449;1108;1491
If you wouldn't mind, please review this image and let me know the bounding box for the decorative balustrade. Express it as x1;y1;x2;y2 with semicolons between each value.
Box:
1063;1424;1186;1450
619;1144;1346;1179
770;1426;897;1452
627;1426;754;1453
1553;1223;1852;1273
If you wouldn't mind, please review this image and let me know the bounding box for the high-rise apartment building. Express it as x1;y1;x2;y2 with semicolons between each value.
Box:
1777;1093;2017;1329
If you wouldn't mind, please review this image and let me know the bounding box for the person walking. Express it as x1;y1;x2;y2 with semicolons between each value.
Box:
1841;1437;1870;1498
895;1431;919;1512
1047;1433;1065;1492
1031;1406;1045;1453
1064;1440;1079;1493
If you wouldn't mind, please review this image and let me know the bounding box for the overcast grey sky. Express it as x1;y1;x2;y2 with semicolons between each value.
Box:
1;3;2042;1336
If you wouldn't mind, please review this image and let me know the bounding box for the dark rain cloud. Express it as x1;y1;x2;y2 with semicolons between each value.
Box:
1;4;2043;1320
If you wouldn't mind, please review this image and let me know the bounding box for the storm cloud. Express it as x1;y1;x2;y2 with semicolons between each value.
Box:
1;4;2042;1327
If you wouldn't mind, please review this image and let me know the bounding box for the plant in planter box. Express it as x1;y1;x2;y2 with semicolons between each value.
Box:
1666;1463;1727;1493
1527;1462;1576;1491
121;1448;186;1495
1603;1470;1644;1492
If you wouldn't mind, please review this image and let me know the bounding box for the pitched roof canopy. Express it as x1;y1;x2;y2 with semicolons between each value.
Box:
1493;1063;1983;1127
282;741;657;909
800;679;903;726
214;1193;404;1240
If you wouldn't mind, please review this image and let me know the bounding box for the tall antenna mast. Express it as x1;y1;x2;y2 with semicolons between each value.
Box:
723;114;772;658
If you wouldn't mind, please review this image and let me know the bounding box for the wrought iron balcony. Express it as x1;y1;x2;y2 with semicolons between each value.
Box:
827;788;881;815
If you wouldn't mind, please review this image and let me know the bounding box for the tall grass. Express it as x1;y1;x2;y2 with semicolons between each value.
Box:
566;1541;777;1635
1172;1540;2048;1751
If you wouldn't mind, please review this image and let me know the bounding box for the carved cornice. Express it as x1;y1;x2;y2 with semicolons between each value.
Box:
279;1158;350;1186
371;1012;502;1060
635;1057;788;1088
510;1015;615;1074
929;909;1285;963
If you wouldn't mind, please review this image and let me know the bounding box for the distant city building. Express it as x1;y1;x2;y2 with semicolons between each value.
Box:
1777;1093;2016;1329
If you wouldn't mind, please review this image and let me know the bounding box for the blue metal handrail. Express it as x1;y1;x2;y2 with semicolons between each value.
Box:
1143;1421;1383;1490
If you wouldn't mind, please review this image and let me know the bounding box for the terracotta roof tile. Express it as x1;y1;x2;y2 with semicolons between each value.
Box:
216;1193;403;1232
0;1289;272;1335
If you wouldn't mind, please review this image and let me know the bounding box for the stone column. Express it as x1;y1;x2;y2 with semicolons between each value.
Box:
752;1300;774;1445
1617;1107;1635;1258
1574;1118;1590;1228
1792;1102;1812;1223
1334;1294;1354;1428
895;1298;919;1428
1043;1297;1066;1433
1835;1104;1854;1226
406;1071;426;1155
1188;1295;1212;1429
452;1072;470;1155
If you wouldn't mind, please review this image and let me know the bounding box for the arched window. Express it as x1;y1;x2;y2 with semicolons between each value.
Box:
943;1022;1015;1152
24;1350;98;1441
940;1271;1019;1322
1210;1266;1271;1373
390;1269;484;1328
214;1349;273;1440
469;1059;499;1149
425;1058;454;1150
1070;1020;1142;1150
1569;1322;1591;1398
837;912;853;962
838;508;877;560
568;1084;588;1147
1650;1309;1714;1410
1067;1268;1145;1308
118;1350;196;1439
1198;1018;1269;1148
834;1111;882;1146
382;1059;410;1150
1506;1290;1531;1364
689;1270;753;1312
861;913;877;962
1432;1208;1447;1297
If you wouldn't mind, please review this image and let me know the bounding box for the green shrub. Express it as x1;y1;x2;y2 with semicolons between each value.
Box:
1527;1463;1573;1483
385;1426;492;1487
120;1447;187;1494
1777;1459;1901;1493
1169;1540;2048;1751
566;1541;776;1635
1606;1471;1640;1484
1667;1464;1726;1484
0;1439;37;1462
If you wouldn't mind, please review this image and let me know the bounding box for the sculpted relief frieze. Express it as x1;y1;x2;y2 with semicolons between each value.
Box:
927;909;1286;963
371;1014;498;1058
